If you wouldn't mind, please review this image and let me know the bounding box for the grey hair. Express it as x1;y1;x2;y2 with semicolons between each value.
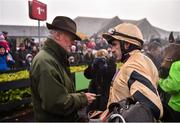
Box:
48;30;64;40
48;30;54;39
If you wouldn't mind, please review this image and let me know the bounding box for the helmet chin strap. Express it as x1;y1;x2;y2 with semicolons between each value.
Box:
120;41;130;63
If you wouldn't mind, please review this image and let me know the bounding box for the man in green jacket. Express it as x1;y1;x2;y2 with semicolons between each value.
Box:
30;16;96;121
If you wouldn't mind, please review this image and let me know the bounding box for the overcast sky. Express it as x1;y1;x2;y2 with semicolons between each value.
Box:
0;0;179;31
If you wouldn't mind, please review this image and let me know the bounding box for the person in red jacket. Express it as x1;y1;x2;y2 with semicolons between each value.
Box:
0;32;10;53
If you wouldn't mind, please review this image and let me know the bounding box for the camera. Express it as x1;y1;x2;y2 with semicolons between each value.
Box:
92;57;108;70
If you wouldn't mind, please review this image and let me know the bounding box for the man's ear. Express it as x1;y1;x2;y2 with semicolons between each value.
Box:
124;43;130;50
55;32;63;41
53;32;59;40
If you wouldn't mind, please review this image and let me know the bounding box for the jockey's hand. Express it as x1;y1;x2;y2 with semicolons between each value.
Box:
85;93;96;104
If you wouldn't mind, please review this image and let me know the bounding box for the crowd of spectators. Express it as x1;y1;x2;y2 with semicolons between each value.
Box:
0;30;179;72
0;31;39;71
0;31;110;72
68;35;110;66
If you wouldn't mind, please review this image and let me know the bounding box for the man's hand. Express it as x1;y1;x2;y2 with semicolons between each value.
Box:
85;93;96;104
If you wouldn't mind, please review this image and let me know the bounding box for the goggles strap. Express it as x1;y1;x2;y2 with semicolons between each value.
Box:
120;41;130;63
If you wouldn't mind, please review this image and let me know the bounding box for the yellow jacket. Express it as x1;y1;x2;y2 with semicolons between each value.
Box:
108;50;163;119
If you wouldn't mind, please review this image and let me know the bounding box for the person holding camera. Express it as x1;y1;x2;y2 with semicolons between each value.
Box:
84;49;116;113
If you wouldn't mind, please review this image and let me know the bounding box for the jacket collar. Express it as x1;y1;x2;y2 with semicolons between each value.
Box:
129;50;141;56
42;38;69;66
122;50;140;63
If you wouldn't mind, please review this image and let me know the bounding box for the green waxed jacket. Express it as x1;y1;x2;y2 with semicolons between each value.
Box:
30;38;88;121
159;61;180;112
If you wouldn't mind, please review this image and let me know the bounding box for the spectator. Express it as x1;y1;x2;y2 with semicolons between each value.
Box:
0;32;10;53
26;41;33;54
81;43;87;64
26;53;33;69
95;36;108;50
158;43;180;122
76;41;83;53
31;45;39;58
2;31;16;55
87;39;96;49
84;49;116;112
68;56;76;65
69;45;79;65
16;43;28;68
84;48;94;65
159;61;180;122
0;45;15;71
82;43;87;55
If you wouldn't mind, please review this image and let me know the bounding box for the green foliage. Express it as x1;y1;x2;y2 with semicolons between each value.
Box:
0;88;31;104
0;70;31;104
0;70;29;83
70;65;88;73
0;66;87;83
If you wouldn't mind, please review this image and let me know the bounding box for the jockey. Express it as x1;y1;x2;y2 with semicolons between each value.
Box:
102;23;163;120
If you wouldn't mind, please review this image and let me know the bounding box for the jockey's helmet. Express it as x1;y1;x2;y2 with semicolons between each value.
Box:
103;23;144;48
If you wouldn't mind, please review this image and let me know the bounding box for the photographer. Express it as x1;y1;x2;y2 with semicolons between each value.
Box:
84;49;116;113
